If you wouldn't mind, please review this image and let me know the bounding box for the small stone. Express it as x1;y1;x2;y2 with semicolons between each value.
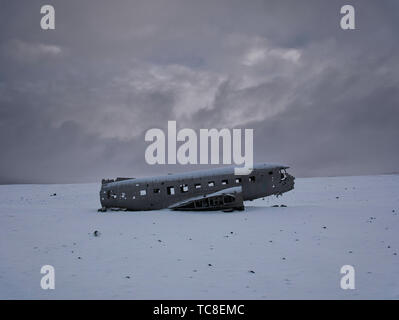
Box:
93;230;100;237
249;270;255;274
208;264;212;267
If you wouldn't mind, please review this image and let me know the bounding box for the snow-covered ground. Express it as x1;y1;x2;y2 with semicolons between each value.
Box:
0;174;398;299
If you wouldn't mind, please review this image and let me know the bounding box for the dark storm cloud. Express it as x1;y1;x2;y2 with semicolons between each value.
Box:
0;0;398;183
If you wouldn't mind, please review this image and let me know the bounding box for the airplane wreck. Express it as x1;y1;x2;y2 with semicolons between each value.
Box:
99;163;295;212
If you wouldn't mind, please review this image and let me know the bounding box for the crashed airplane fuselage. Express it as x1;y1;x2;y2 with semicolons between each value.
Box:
99;163;295;211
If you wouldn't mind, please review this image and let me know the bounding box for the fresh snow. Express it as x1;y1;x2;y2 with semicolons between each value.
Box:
0;175;398;299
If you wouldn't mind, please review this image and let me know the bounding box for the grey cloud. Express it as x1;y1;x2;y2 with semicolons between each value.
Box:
0;0;398;183
3;39;62;63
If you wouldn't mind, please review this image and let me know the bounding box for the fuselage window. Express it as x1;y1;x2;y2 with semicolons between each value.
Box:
180;184;189;193
235;178;241;183
208;181;215;187
221;179;228;185
167;186;175;195
140;190;147;196
195;183;201;189
153;188;160;194
249;176;256;182
108;190;117;199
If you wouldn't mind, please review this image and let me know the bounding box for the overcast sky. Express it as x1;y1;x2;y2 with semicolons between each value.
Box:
0;0;398;183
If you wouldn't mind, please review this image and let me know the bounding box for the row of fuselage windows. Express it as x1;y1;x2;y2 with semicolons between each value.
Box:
105;175;256;200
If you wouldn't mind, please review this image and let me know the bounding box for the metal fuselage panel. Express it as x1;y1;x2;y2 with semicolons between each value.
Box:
99;164;295;211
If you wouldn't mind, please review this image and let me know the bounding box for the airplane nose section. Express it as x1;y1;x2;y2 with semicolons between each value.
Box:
289;175;295;190
282;174;295;192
